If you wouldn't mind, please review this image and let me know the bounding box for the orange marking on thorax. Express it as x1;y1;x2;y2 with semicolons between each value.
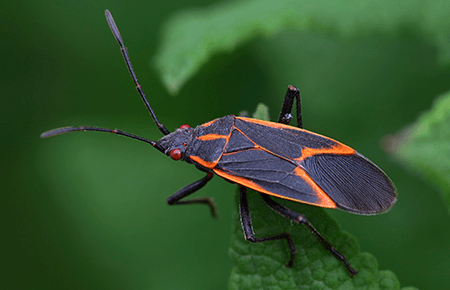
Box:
196;134;227;141
190;155;218;169
200;119;218;127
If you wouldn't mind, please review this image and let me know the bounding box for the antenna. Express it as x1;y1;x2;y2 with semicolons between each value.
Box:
40;126;166;152
40;10;169;154
105;9;169;135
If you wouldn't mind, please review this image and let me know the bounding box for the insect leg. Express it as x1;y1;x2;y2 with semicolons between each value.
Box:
239;186;297;267
277;85;302;129
167;172;217;217
260;193;357;275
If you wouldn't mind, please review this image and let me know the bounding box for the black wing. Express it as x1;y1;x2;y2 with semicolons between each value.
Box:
214;117;397;215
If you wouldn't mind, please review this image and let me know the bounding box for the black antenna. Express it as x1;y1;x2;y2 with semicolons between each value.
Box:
105;9;169;136
40;10;169;154
40;126;166;152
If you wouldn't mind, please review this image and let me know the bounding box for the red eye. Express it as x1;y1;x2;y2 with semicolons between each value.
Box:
169;149;182;160
178;124;190;129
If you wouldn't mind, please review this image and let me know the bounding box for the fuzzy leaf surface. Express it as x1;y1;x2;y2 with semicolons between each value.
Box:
388;90;450;212
154;0;450;94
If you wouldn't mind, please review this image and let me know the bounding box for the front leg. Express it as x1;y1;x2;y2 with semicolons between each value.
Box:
167;172;217;217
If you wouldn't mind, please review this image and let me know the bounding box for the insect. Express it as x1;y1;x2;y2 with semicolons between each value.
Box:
42;10;397;275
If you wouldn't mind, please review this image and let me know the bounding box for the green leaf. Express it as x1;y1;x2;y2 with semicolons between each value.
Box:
154;0;450;94
229;190;414;290
228;105;414;290
387;90;450;211
251;103;270;120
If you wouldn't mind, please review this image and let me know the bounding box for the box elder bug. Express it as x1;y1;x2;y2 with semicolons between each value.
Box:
41;10;397;275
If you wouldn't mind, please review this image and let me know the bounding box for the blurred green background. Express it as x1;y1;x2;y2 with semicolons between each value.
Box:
2;0;450;289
